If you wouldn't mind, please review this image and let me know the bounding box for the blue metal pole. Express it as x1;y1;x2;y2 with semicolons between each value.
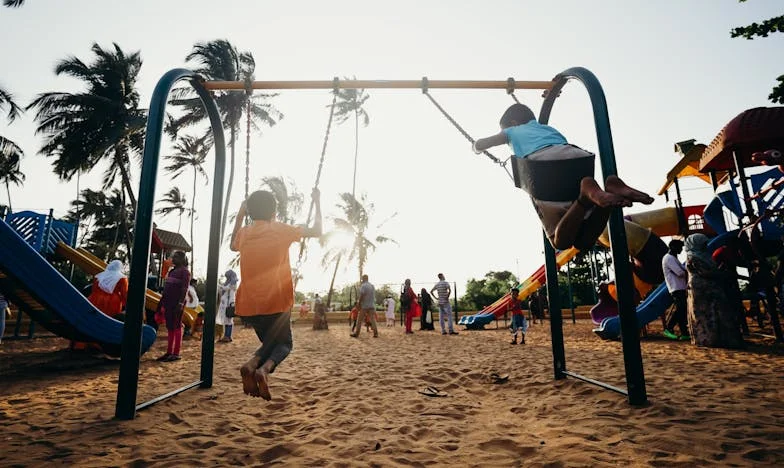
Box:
115;69;226;420
539;67;647;405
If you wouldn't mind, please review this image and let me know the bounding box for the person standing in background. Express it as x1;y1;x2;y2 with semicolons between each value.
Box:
430;273;458;335
216;270;238;343
157;251;191;362
351;274;378;338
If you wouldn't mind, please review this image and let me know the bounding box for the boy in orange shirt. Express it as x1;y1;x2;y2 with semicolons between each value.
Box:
231;188;322;400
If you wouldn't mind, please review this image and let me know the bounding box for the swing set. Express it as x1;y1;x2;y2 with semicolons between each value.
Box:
115;66;647;420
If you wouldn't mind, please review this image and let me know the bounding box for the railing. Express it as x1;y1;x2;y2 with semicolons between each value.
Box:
3;210;77;254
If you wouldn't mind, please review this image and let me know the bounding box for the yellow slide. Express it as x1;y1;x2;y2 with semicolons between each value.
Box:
55;243;200;327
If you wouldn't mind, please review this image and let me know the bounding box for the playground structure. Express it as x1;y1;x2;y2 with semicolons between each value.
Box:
112;67;649;420
594;107;784;340
0;211;157;355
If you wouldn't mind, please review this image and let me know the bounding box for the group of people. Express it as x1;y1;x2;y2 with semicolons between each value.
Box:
661;229;784;349
347;273;459;338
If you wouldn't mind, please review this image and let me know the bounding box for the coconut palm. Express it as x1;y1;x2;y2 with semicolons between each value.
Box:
163;134;210;268
67;188;133;261
260;176;304;225
333;79;370;197
170;39;283;239
27;43;146;248
3;0;25;7
1;85;24;212
320;192;394;307
155;187;191;234
0;154;24;212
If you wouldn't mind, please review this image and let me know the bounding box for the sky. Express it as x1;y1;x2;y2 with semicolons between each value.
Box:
1;0;782;296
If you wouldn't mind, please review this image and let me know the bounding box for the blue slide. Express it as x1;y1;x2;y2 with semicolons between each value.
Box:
0;218;156;356
593;282;672;340
593;230;738;340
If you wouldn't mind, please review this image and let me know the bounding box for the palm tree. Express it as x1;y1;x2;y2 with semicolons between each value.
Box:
0;154;24;212
164;134;210;268
170;39;283;239
333;79;370;197
320;192;395;308
3;0;25;7
27;43;146;248
155;187;191;234
260;176;304;225
1;84;24;212
67;188;133;261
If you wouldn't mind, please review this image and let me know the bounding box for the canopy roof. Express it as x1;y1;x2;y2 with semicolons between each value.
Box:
658;140;726;195
699;107;784;172
153;227;191;252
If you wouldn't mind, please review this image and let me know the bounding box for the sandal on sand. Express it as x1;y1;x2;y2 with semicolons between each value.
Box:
418;386;448;398
490;373;510;384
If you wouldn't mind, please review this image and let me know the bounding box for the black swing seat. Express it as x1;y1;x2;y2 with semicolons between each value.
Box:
511;153;595;202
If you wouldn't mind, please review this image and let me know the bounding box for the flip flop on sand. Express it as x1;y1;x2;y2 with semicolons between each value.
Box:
490;373;510;384
418;386;448;398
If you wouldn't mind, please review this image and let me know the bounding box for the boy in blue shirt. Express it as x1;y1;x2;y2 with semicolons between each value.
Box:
474;103;653;250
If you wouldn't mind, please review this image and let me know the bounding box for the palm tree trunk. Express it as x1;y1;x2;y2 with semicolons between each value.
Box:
115;150;138;208
5;180;12;213
221;126;237;240
119;188;133;262
326;254;342;309
351;109;359;197
190;167;197;270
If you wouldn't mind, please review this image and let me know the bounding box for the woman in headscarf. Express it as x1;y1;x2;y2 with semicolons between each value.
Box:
216;269;238;343
88;260;128;319
419;288;434;330
157;251;192;361
71;260;129;351
401;279;419;334
685;234;744;349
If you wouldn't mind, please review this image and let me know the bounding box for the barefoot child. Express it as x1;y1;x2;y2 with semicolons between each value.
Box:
474;103;653;250
231;188;322;400
508;288;527;344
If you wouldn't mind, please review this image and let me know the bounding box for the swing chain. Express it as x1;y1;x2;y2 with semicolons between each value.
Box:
421;77;513;181
296;82;340;268
507;77;521;104
243;76;253;206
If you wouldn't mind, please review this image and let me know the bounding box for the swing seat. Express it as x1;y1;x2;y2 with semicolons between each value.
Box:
511;153;595;202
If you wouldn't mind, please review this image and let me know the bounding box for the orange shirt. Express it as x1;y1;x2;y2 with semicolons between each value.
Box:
235;220;303;316
88;277;128;318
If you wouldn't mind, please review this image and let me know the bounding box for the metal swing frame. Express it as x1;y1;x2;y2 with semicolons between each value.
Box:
115;66;646;420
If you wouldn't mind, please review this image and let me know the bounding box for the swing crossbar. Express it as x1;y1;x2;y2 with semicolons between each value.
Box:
203;79;554;91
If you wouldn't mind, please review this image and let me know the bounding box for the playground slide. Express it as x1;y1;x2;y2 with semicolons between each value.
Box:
0;218;157;356
458;248;579;329
592;230;738;340
56;243;200;328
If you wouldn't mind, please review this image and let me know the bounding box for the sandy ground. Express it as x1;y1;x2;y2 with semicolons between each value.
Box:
1;316;783;467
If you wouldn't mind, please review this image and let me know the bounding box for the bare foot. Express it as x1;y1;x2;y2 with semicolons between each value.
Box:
579;177;629;208
240;365;260;397
254;368;272;401
604;175;654;205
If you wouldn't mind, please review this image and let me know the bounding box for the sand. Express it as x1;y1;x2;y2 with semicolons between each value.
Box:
1;317;783;467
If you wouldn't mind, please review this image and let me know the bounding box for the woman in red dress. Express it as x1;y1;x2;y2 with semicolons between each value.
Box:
88;260;128;318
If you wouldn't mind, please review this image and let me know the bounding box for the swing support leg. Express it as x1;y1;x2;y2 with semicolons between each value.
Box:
539;67;647;406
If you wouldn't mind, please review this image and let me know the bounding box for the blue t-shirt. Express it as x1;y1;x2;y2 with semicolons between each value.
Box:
503;121;567;158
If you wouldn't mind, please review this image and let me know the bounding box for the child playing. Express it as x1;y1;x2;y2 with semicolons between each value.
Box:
474;103;653;250
349;304;360;335
508;288;527;344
